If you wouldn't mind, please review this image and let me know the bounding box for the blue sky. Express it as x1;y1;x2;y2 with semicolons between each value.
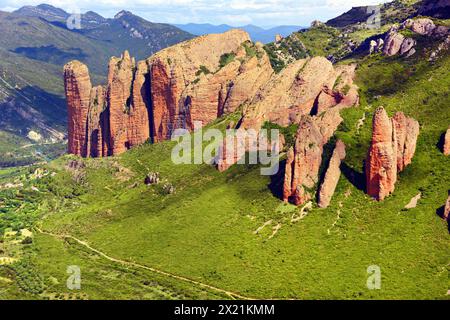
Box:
0;0;391;27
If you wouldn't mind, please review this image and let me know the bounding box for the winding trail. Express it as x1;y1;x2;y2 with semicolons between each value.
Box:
35;227;254;300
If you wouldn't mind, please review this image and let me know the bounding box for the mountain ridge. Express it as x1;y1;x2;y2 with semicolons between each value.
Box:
174;23;305;43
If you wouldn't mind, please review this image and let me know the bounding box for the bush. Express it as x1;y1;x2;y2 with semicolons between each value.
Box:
195;65;211;76
219;52;236;68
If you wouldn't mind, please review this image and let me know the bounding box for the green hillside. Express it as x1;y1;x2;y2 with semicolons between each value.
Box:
1;41;449;299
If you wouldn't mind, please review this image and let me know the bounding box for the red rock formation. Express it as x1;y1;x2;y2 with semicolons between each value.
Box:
149;57;181;143
444;127;450;156
65;51;152;158
366;108;420;201
128;60;151;146
318;140;346;208
283;147;295;202
366;107;398;201
64;61;92;157
86;85;106;157
403;18;436;36
66;30;359;161
239;57;358;131
393;112;420;172
383;28;405;56
283;111;343;206
66;30;268;158
147;30;260;142
444;193;450;220
107;51;135;155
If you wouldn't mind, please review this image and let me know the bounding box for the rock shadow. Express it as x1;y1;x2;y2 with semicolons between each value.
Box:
436;205;450;234
341;161;366;192
269;158;286;200
436;131;446;154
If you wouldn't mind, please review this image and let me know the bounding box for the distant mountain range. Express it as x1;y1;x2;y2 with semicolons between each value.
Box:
0;4;193;167
174;23;305;43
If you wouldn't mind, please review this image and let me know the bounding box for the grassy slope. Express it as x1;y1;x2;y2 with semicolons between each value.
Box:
2;37;449;301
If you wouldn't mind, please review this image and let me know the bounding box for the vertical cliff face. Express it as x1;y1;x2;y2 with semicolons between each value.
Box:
444;193;450;220
129;60;152;146
366;107;419;201
444;127;450;156
318;140;346;208
393;112;420;172
65;30;273;156
86;85;106;158
64;61;92;157
147;30;269;142
239;57;359;131
283;109;343;206
107;51;136;155
366;107;398;201
65;51;152;157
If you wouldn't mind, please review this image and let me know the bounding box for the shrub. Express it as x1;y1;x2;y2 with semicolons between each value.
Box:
219;52;236;68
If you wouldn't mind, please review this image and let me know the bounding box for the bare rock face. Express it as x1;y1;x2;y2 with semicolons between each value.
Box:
318;140;346;208
147;30;269;142
444;127;450;156
66;30;273;158
64;61;93;157
283;110;343;205
444;193;450;220
393;112;420;172
240;57;358;130
107;51;136;155
86;85;106;157
129;60;152;147
65;52;152;158
214;55;358;175
403;18;436;36
383;28;405;56
366;108;420;200
283;147;295;202
366;107;398;201
400;38;416;55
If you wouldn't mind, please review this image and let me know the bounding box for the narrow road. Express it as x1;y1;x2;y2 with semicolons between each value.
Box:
36;228;254;300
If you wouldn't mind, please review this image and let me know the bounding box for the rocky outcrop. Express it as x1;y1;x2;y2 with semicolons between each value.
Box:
366;107;419;201
283;109;343;205
393;112;420;172
64;61;93;157
318;140;346;208
383;28;405;56
66;30;273;157
65;51;153;158
383;19;450;58
403;18;437;36
444;127;450;156
147;30;271;142
239;57;358;131
399;38;416;55
107;51;137;155
86;85;106;157
444;193;450;220
366;107;398;201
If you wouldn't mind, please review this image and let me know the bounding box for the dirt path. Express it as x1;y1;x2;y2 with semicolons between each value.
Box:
35;228;254;300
